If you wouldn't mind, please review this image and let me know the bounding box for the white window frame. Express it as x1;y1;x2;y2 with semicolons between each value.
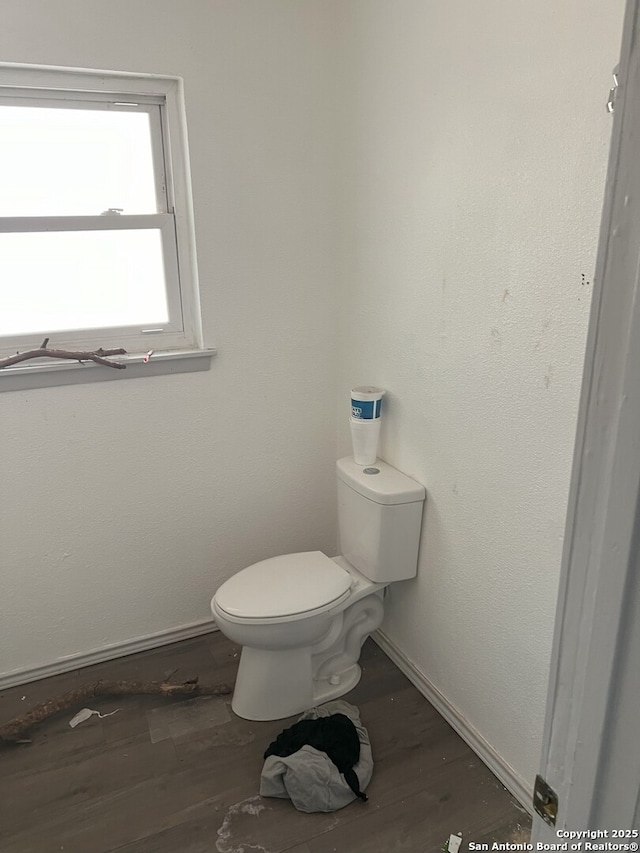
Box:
0;63;212;390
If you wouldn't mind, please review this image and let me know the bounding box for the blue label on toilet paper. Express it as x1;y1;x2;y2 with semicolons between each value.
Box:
351;399;382;419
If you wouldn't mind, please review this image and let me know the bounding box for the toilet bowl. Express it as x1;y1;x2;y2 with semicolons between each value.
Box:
212;553;385;720
211;457;425;721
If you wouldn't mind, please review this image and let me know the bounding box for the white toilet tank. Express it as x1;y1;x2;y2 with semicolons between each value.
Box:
336;457;426;582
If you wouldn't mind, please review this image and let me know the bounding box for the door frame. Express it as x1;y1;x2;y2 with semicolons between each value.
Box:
533;0;640;837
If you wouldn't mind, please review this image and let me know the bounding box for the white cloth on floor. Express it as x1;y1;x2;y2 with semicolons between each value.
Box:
259;700;373;813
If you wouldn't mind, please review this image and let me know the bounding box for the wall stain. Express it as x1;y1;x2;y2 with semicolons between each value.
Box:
544;365;554;389
534;319;551;351
502;288;511;302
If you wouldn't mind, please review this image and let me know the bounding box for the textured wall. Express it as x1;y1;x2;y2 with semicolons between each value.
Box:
0;0;626;797
336;0;624;789
0;0;340;678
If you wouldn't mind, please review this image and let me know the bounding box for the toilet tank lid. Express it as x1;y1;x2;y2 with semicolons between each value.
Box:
214;552;351;619
337;457;426;505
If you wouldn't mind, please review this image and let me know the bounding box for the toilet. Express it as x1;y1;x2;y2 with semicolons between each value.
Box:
211;456;426;721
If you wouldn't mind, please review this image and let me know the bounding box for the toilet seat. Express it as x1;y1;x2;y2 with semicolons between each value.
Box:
213;551;352;624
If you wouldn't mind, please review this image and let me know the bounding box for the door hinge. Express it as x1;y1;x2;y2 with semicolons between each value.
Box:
606;64;620;114
533;775;558;826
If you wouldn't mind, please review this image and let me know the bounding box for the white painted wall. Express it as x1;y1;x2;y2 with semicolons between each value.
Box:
0;0;625;801
336;0;624;791
0;0;341;679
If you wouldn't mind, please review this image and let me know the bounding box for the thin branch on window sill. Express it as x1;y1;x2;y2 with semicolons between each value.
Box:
0;337;128;370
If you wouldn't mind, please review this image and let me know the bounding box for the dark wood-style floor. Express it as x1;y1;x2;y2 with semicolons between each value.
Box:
0;633;531;852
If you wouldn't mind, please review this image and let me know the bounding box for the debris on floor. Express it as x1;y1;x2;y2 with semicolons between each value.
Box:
0;677;232;745
443;832;463;853
216;795;268;853
69;707;121;728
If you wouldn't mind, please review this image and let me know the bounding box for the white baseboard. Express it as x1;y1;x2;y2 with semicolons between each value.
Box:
373;629;534;816
1;618;532;816
0;618;219;691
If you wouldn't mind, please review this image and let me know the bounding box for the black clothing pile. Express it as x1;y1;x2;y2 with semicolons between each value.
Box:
259;700;373;812
264;712;367;802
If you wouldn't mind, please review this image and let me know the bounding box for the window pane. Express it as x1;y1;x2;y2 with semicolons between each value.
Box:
0;230;169;336
0;105;159;216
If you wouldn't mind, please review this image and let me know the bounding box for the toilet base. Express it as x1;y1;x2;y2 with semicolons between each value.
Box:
232;646;314;721
313;663;361;706
227;588;384;721
231;646;362;721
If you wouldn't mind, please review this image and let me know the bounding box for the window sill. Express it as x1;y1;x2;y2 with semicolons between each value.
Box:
0;347;216;393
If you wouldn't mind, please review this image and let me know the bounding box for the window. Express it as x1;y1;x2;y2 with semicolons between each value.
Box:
0;64;206;381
